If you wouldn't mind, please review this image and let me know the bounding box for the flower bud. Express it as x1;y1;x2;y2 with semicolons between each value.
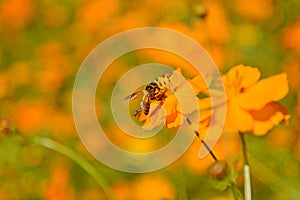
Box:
208;161;228;180
194;5;208;19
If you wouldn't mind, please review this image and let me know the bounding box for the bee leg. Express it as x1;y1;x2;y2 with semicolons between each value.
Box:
134;109;142;116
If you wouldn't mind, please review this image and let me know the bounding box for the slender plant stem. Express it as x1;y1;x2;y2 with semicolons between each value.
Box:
239;132;249;165
239;132;252;200
186;117;218;161
230;180;243;200
200;138;218;161
31;136;116;200
243;164;252;200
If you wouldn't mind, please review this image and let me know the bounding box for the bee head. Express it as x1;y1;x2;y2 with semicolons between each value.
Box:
146;82;158;94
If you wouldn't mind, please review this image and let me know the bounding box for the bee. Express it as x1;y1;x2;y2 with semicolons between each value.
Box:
125;75;170;117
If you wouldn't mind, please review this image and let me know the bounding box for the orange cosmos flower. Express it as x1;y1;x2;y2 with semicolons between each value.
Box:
136;68;209;130
223;64;289;136
132;174;176;200
0;0;34;30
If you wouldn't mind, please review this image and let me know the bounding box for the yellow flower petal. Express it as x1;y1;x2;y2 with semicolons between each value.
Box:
163;95;178;115
237;73;289;110
188;75;210;95
175;81;199;114
196;98;212;122
199;117;210;130
226;64;261;89
225;100;254;133
166;112;182;128
142;103;166;130
199;109;211;122
198;97;211;110
249;102;288;120
252;113;285;136
249;102;290;136
167;68;185;92
254;113;290;136
136;111;148;122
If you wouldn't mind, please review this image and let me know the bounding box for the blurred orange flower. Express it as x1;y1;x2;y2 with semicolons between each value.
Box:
112;174;175;200
0;0;34;29
76;0;119;33
112;181;131;200
282;19;300;53
44;164;74;200
138;68;206;130
201;1;230;44
43;4;70;28
35;41;73;92
0;73;8;98
284;58;300;91
13;100;53;134
234;0;274;21
132;174;175;200
223;64;289;135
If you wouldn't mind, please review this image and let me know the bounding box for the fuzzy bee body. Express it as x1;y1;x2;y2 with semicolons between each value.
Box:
125;75;170;117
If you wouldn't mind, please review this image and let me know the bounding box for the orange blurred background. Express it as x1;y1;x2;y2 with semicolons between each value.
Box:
0;0;300;199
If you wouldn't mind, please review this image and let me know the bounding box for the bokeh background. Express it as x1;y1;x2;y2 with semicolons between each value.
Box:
0;0;300;199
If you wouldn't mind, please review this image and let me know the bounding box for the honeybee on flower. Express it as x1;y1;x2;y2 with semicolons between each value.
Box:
125;68;212;131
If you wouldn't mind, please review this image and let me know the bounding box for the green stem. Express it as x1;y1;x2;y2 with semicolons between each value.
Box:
201;139;218;161
239;132;249;165
229;181;243;200
239;132;252;200
31;136;116;200
186;117;218;161
243;164;252;200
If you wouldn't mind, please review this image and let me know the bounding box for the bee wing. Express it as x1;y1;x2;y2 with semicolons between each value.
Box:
141;92;150;107
124;90;145;100
133;92;150;117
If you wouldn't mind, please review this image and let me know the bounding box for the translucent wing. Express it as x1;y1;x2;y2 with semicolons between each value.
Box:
134;92;150;116
140;92;150;110
124;89;145;101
